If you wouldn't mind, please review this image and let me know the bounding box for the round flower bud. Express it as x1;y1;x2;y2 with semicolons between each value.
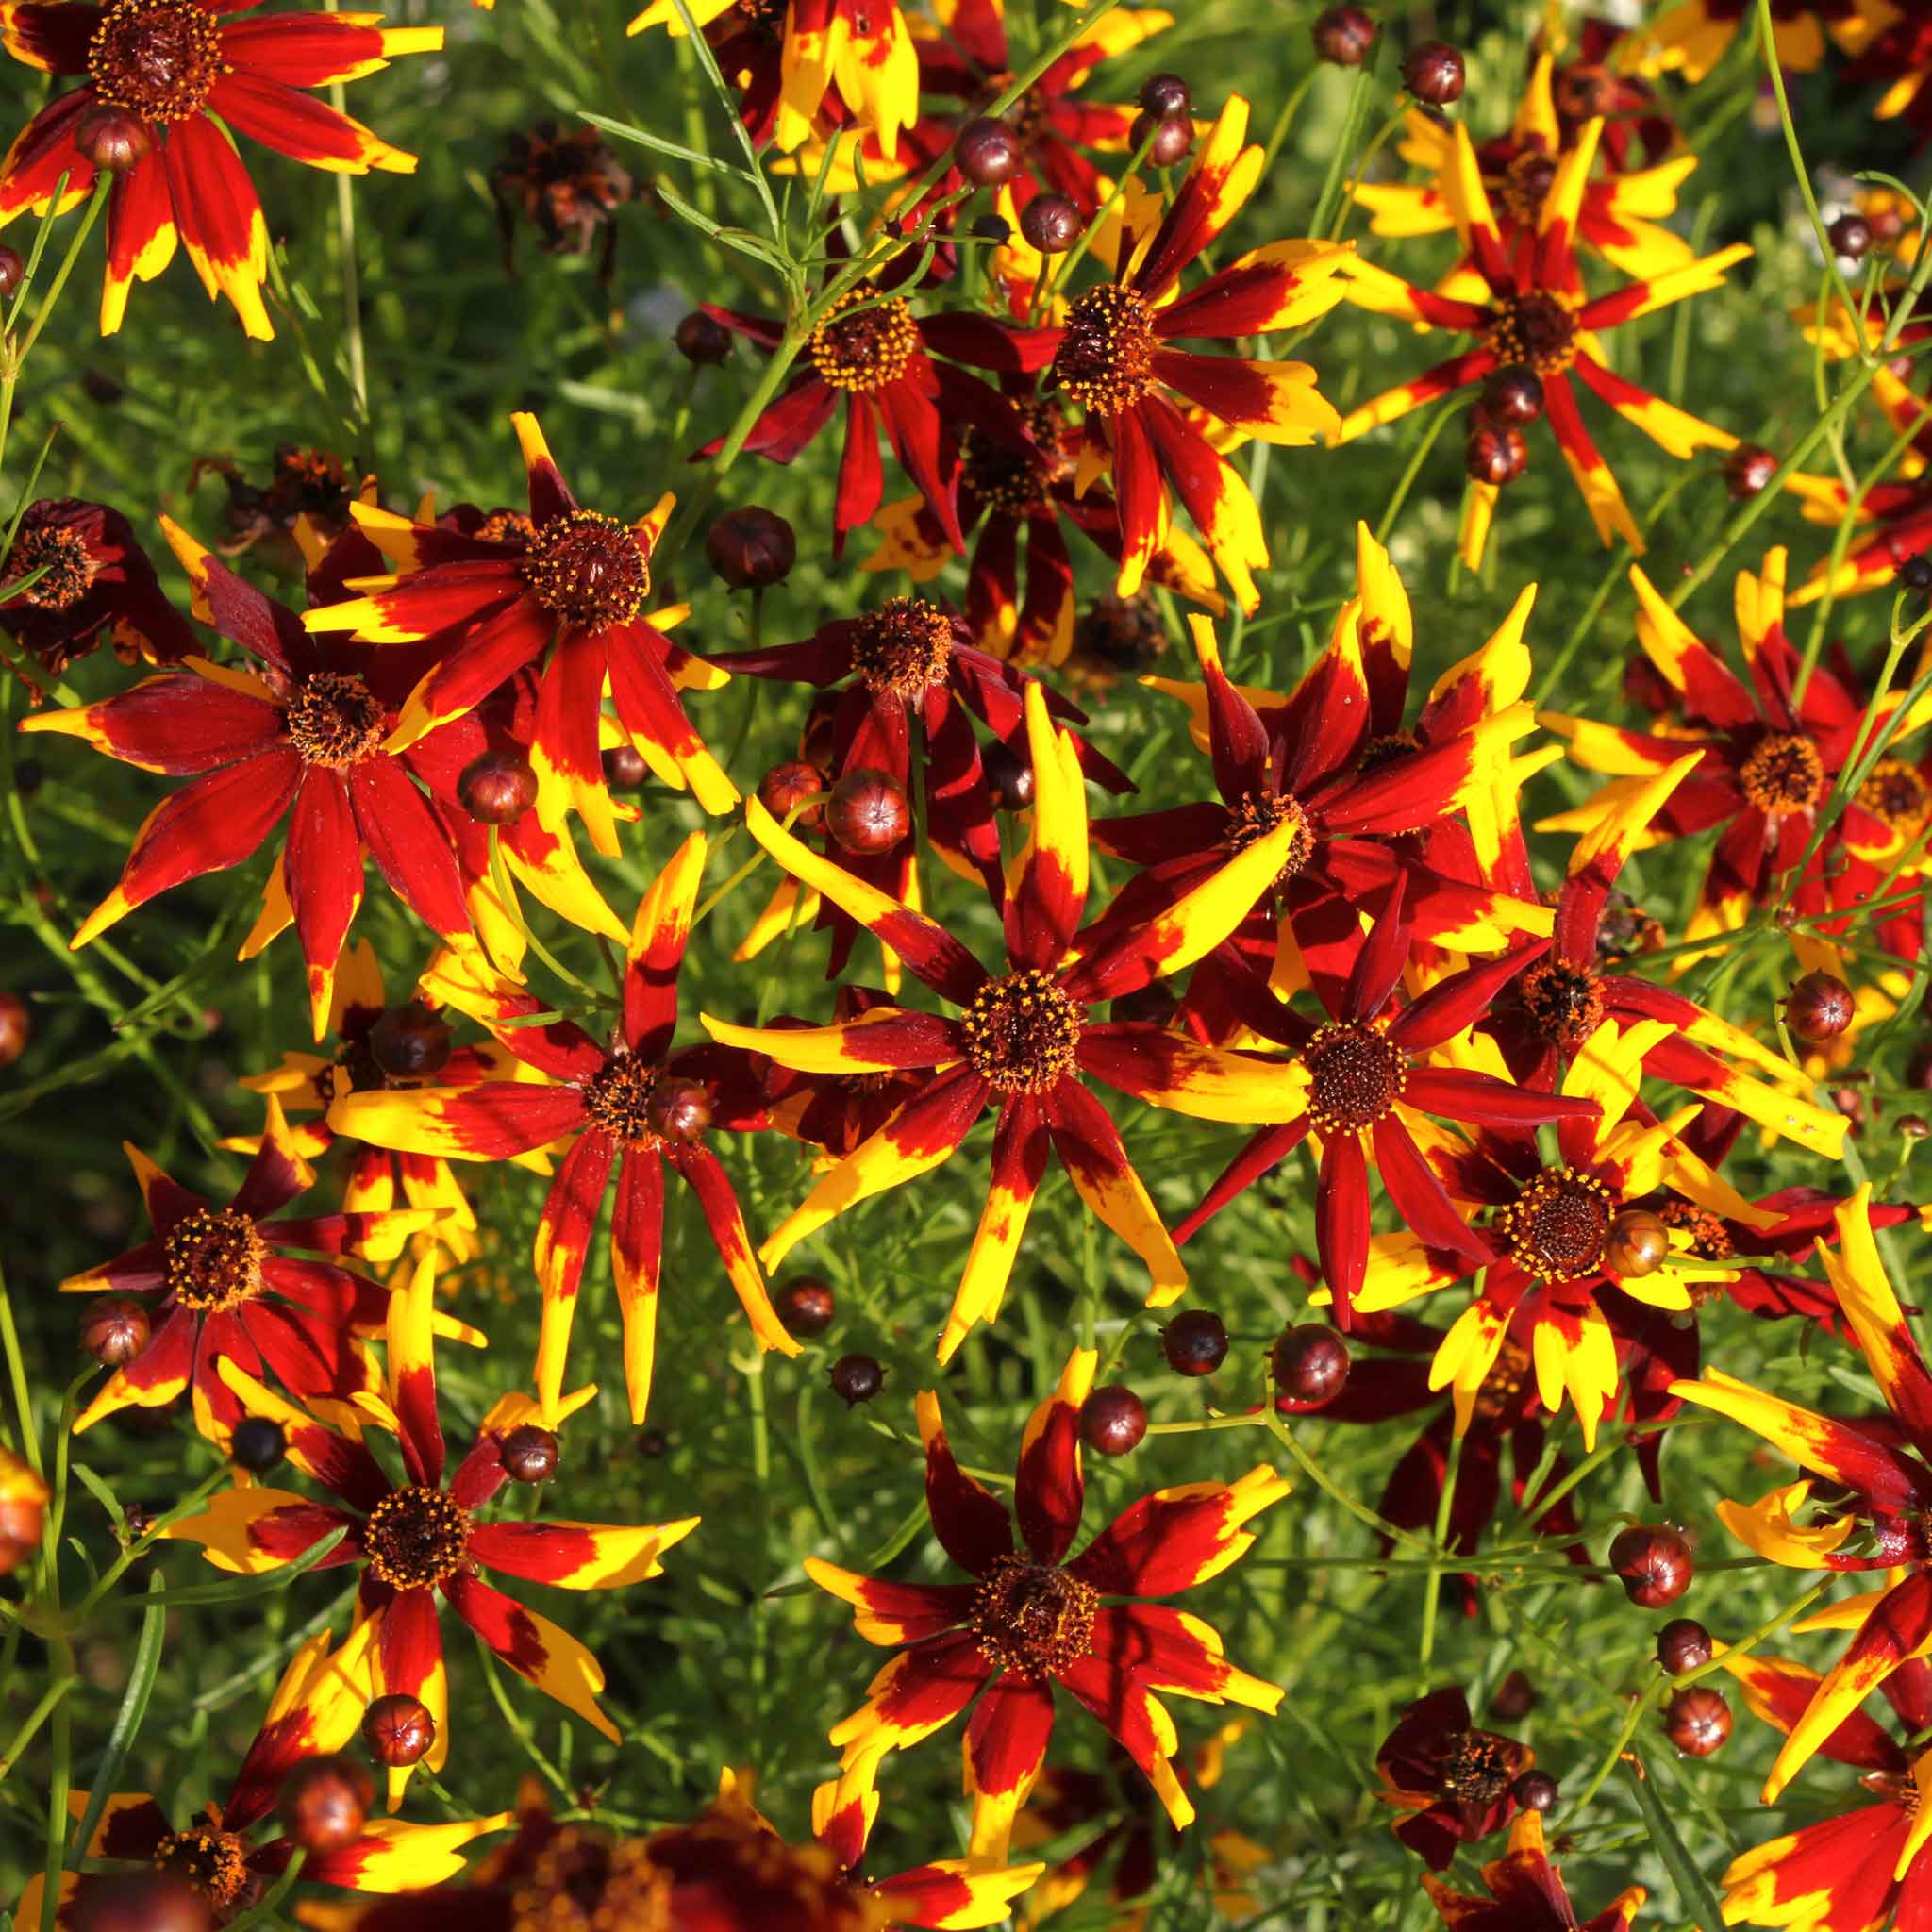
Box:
758;758;827;830
72;1874;212;1932
1511;1770;1559;1812
1829;212;1874;260
1467;423;1528;487
675;310;733;365
75;105;152;175
1657;1617;1713;1674
1609;1524;1693;1607
1663;1685;1731;1757
1312;5;1376;64
458;749;538;824
1020;193;1083;254
1079;1385;1148;1456
1403;39;1465;104
1130;111;1194;168
1904;1113;1930;1140
0;990;28;1067
362;1692;436;1768
706;506;796;590
645;1075;711;1145
1785;971;1856;1042
602;743;650;791
1604;1208;1670;1278
80;1297;150;1368
0;246;23;300
980;739;1035;812
1161;1310;1229;1377
1491;1670;1537;1720
1139;72;1191;118
370;1000;453;1080
279;1754;373;1853
501;1424;560;1484
970;212;1011;243
776;1278;836;1339
1479;367;1544;426
1903;555;1932;598
830;1353;885;1408
1723;442;1778;499
828;768;912;856
230;1417;287;1474
1271;1324;1350;1409
956;116;1021;187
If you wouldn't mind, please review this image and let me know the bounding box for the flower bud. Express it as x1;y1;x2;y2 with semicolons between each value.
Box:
830;1353;885;1407
1403;40;1465;104
776;1278;835;1339
1785;971;1855;1042
0;246;22;301
1161;1310;1228;1376
675;310;732;365
0;990;28;1067
827;768;911;855
1657;1617;1712;1674
980;739;1035;812
1663;1685;1731;1756
758;758;826;829
645;1075;711;1145
956;117;1020;187
1490;1670;1537;1719
706;507;796;590
75;105;152;175
458;749;538;824
80;1297;150;1368
1479;367;1544;426
1608;1524;1693;1607
1829;212;1874;260
1312;5;1375;64
370;1000;453;1079
1079;1385;1147;1456
72;1874;212;1932
1020;193;1083;253
1512;1770;1559;1812
0;1443;47;1575
602;743;650;791
1271;1324;1350;1409
362;1692;436;1768
1604;1208;1670;1278
970;213;1011;243
230;1417;287;1474
501;1424;560;1484
1723;443;1778;499
1467;423;1528;486
279;1754;374;1852
1129;112;1194;168
1139;72;1191;118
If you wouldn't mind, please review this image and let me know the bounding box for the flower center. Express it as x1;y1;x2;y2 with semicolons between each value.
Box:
1657;1198;1734;1260
730;0;789;42
850;595;955;698
1302;1020;1407;1132
1739;731;1824;817
88;0;225;122
808;283;918;394
961;424;1051;516
1497;1166;1616;1281
363;1484;472;1591
579;1053;666;1145
283;671;387;770
1225;790;1316;886
1859;757;1930;829
162;1207;265;1312
5;525;92;609
521;509;648;629
959;970;1083;1093
477;508;539;550
509;1827;671;1932
1866;1766;1924;1818
967;1553;1099;1679
1486;291;1579;375
1437;1729;1514;1802
1516;960;1607;1055
1474;1336;1532;1421
154;1827;251;1909
1357;729;1422;774
1495;148;1557;224
1052;284;1158;414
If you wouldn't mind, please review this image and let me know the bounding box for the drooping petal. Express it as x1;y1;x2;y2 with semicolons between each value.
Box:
442;1570;621;1743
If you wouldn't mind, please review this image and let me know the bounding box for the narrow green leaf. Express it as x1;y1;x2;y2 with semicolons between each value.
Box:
98;1524;348;1613
576;110;757;183
74;1571;168;1858
1624;1756;1725;1932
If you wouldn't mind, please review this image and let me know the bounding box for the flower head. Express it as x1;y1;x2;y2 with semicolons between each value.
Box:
1376;1687;1533;1869
1421;1810;1644;1931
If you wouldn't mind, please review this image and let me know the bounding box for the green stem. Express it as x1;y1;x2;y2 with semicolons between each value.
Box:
0;174;110;485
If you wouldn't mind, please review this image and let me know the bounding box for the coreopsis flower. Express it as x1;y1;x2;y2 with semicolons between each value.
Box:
758;986;935;1159
1376;1688;1532;1870
0;497;194;676
1547;18;1677;170
1540;551;1932;961
936;95;1348;614
1336;118;1748;563
1614;0;1860;79
1718;1647;1932;1932
629;0;919;158
1843;0;1932;145
332;834;797;1424
61;1099;436;1441
805;1346;1289;1859
863;383;1224;667
1099;588;1550;1021
1670;1186;1932;1801
304;413;737;856
18;520;474;1037
1173;884;1597;1327
301;1770;1041;1931
1490;751;1849;1154
1421;1812;1645;1931
1356;53;1697;289
12;1626;511;1927
692;263;1030;559
0;1441;48;1574
168;1252;698;1764
701;684;1317;1363
1352;1018;1774;1447
192;445;358;573
489;122;635;279
0;1;441;339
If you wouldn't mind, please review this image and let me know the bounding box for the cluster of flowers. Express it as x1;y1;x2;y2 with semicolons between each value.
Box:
8;0;1932;1928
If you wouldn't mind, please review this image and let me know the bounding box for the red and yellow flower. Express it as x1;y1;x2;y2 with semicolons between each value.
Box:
1375;1687;1533;1870
304;414;737;858
0;0;441;338
701;682;1318;1362
805;1346;1289;1860
1420;1810;1644;1931
19;520;475;1038
1671;1185;1932;1801
1336;118;1748;563
167;1251;698;1773
331;834;797;1424
1614;0;1862;81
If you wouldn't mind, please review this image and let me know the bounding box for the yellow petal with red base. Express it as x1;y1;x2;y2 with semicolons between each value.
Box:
1429;1298;1510;1437
162;1481;334;1574
1713;1480;1857;1569
322;1811;518;1891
